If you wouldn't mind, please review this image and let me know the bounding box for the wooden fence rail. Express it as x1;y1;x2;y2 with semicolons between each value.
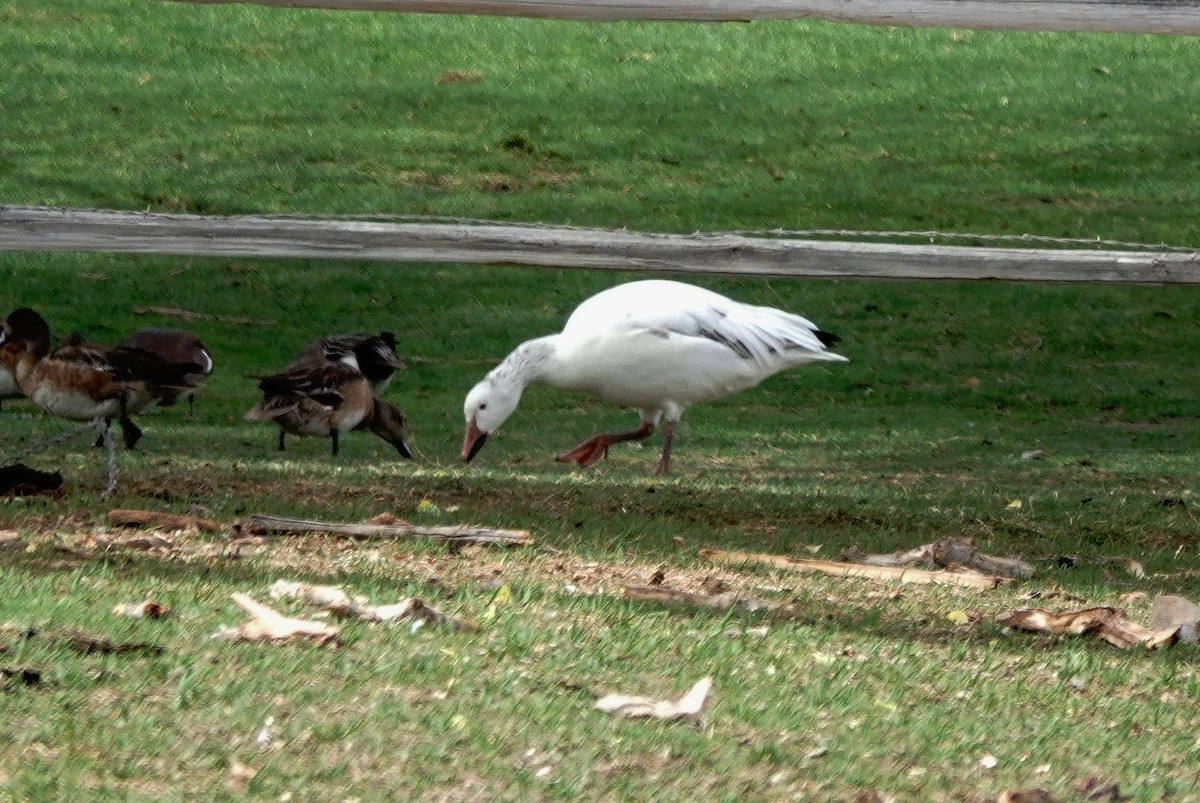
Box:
2;206;1197;284
171;0;1200;35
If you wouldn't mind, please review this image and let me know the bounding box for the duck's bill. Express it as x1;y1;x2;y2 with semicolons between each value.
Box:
395;437;413;459
461;420;488;463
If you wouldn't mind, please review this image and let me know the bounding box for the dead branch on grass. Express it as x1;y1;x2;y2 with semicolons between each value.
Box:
621;584;799;618
701;548;1011;589
996;607;1179;650
841;536;1035;579
244;514;533;547
1;624;162;656
268;580;475;630
108;508;225;534
210;593;340;646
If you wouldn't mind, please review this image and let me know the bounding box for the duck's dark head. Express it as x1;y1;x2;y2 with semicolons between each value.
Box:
0;308;52;359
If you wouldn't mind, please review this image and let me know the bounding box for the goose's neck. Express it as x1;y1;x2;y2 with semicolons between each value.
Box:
490;336;560;390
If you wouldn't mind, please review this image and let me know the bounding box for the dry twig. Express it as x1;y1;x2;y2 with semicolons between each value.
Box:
621;584;799;618
701;548;1011;589
133;306;269;326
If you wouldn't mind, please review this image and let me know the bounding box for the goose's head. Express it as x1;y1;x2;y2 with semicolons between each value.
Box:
461;377;522;463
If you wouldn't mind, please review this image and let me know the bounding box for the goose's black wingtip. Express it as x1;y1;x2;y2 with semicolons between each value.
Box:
814;329;842;348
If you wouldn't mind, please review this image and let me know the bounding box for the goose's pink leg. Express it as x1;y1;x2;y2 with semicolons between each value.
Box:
654;421;677;475
556;421;655;468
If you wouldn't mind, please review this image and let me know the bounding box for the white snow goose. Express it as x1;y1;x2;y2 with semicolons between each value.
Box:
461;279;848;475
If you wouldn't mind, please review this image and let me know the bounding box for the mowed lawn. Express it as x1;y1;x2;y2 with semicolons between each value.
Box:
2;2;1200;800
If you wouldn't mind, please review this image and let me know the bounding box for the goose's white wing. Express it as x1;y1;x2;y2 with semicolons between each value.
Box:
562;280;846;368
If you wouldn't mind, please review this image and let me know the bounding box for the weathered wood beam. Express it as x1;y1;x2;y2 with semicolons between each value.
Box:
2;206;1198;284
168;0;1200;36
243;513;534;546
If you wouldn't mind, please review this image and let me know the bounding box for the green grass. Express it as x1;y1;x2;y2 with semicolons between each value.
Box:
3;2;1200;800
3;1;1200;241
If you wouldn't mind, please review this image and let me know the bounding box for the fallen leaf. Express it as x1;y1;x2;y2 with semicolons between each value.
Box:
226;759;257;794
947;610;970;625
979;754;998;769
595;677;712;724
1149;595;1200;644
1006;499;1023;509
